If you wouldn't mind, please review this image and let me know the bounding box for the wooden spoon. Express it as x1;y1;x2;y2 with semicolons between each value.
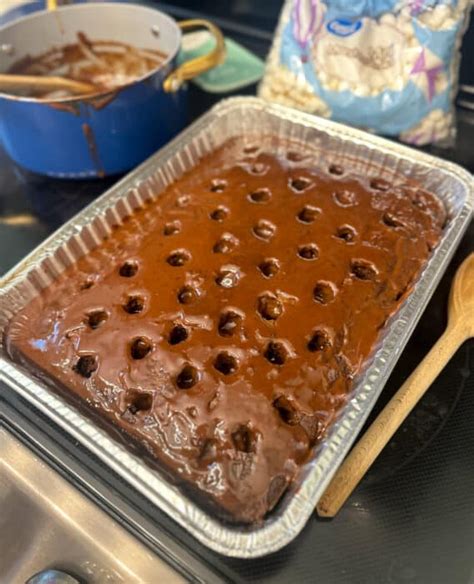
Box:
317;252;474;518
0;73;97;96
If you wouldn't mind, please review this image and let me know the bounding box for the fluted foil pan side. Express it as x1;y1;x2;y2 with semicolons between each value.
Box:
0;97;472;558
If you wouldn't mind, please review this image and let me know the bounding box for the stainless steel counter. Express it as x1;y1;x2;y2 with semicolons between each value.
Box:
0;428;183;584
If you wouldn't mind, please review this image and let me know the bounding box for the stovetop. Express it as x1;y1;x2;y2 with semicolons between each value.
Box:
0;2;473;583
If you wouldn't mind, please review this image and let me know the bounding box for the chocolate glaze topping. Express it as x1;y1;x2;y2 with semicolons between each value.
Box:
7;139;445;523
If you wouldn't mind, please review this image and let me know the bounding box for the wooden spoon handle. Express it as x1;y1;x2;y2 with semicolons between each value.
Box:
317;323;467;518
0;74;95;95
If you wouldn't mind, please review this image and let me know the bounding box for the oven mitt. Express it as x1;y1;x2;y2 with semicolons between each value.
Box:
179;31;265;93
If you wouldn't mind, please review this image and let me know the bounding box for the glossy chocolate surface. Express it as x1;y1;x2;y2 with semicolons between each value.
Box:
7;139;445;522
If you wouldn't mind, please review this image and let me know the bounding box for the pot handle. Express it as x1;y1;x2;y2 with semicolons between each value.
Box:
163;19;226;93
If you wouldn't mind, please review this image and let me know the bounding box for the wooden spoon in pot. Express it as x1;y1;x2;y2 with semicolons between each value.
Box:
317;252;474;518
0;73;97;96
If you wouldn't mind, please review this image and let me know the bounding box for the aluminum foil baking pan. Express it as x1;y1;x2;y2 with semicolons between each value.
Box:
0;97;472;558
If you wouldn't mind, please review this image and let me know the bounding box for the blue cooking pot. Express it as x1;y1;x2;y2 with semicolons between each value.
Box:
0;3;225;178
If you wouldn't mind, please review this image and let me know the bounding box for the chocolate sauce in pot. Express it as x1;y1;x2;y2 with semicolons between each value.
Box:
7;32;167;99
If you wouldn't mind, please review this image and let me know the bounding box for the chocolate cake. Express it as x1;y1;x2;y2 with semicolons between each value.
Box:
7;138;446;523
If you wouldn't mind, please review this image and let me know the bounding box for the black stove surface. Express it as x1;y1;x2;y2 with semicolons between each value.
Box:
0;2;473;583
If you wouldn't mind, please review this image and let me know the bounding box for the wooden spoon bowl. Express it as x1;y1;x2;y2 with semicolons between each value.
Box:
447;252;474;337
